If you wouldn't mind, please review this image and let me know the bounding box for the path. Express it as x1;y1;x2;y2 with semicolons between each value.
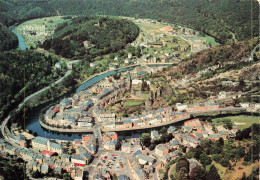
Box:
168;164;175;180
231;32;237;43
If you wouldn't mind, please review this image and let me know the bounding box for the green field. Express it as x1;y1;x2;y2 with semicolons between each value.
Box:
205;35;220;46
136;22;165;31
124;101;144;107
213;116;259;129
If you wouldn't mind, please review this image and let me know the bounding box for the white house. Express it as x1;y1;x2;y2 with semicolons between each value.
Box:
240;102;250;108
176;103;188;111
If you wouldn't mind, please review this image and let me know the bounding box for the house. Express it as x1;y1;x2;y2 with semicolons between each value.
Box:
221;81;234;86
184;119;202;130
151;130;161;140
118;175;130;180
32;136;48;151
182;135;200;148
49;142;63;154
80;152;92;164
40;150;55;157
121;142;132;153
240;102;250;108
182;126;192;133
93;174;103;180
167;126;176;134
218;91;227;99
110;139;118;150
55;167;62;174
155;145;169;156
148;42;163;47
133;150;142;157
176;103;187;111
219;131;228;140
169;138;179;148
123;119;133;128
41;164;49;174
102;132;118;142
137;154;156;165
71;156;86;166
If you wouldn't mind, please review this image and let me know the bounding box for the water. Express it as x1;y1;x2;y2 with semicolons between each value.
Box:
12;26;27;50
26;66;136;140
76;67;135;92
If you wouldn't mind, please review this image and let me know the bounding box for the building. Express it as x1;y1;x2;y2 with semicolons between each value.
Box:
151;130;161;140
71;156;86;166
240;102;250;108
32;137;63;154
123;119;133;128
155;145;169;156
137;154;156;165
176;103;187;111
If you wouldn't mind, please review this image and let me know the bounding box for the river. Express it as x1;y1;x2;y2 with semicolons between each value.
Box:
12;26;27;50
25;66;141;140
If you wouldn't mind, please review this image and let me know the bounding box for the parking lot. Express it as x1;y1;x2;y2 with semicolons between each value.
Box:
97;152;126;170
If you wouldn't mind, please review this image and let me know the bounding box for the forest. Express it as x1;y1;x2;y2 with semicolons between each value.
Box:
40;17;140;59
47;0;259;44
0;0;258;44
0;23;18;52
0;0;56;26
0;50;64;120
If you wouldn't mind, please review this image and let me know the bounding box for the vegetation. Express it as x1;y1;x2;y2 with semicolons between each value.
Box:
0;23;18;51
124;101;144;107
168;37;259;80
0;0;258;44
0;0;56;26
41;16;139;59
0;50;65;120
0;156;25;179
48;0;259;44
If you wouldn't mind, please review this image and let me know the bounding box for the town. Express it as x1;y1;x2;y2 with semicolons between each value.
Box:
0;9;259;180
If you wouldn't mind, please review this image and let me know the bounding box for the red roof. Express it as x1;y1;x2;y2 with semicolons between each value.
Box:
189;134;196;138
165;27;173;30
52;108;60;113
41;150;55;156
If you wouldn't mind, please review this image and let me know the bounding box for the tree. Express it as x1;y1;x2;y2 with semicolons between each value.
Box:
190;165;206;180
218;137;224;146
176;157;189;173
140;133;151;147
206;165;221;180
219;158;230;167
199;153;212;166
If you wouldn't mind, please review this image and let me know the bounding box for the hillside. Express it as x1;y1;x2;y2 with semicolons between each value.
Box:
168;37;259;79
0;0;258;44
0;0;56;26
0;50;64;120
0;23;18;51
48;0;259;44
41;16;140;58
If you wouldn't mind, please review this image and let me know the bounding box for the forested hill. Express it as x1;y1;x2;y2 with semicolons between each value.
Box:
0;23;18;51
0;50;62;120
41;17;139;59
0;0;56;26
0;0;258;44
48;0;259;44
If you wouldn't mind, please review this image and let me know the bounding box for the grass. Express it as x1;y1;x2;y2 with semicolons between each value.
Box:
205;35;220;46
213;116;259;130
137;22;166;31
170;164;176;178
224;160;258;180
159;168;165;175
124;101;144;107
